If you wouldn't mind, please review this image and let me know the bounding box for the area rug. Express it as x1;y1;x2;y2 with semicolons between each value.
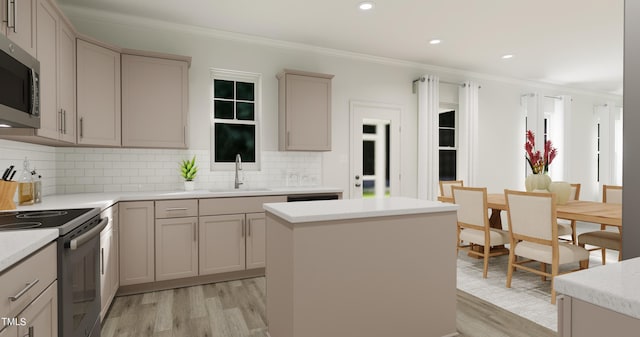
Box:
456;249;616;331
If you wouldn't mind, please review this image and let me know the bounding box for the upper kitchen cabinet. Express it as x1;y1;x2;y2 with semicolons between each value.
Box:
76;37;121;147
121;53;190;148
277;69;334;151
34;0;75;143
1;0;36;56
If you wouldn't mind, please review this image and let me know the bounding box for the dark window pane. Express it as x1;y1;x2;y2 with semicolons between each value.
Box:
363;125;376;134
214;100;234;119
214;80;234;99
236;102;255;120
439;129;455;147
439;110;455;128
363;140;375;175
439;150;456;181
236;82;254;101
215;123;256;163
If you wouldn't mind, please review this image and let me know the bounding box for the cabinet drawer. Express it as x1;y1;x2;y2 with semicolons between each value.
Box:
199;196;287;216
155;199;198;218
0;242;57;318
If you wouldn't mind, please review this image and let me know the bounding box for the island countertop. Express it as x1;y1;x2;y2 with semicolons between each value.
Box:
555;257;640;320
263;197;458;223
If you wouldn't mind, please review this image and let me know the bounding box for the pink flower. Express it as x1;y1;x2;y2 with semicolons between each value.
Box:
525;130;557;174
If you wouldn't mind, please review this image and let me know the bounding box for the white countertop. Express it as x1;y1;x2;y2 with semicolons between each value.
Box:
263;197;458;223
0;229;58;273
7;186;343;212
555;258;640;320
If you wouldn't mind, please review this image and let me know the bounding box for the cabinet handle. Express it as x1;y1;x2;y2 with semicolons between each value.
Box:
248;220;251;237
184;125;187;146
9;279;39;301
58;109;63;133
23;326;33;337
193;222;197;242
62;110;66;134
79;117;84;138
241;219;245;238
165;207;188;211
7;0;16;33
101;247;104;275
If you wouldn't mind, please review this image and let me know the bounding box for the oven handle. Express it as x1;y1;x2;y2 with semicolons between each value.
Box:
69;217;109;250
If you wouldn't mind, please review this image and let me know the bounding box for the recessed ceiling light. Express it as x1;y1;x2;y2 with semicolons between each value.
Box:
359;2;374;10
429;39;441;45
0;124;10;128
502;54;514;59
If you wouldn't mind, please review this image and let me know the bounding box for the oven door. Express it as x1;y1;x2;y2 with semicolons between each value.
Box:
59;216;108;337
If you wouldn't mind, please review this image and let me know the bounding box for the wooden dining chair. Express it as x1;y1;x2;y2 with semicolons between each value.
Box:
439;180;463;198
577;185;622;264
453;186;510;278
505;190;590;304
557;183;581;244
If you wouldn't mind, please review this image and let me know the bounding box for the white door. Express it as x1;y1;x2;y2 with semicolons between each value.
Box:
350;101;401;198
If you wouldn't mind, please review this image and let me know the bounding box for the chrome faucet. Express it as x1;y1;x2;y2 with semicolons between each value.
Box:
234;154;243;189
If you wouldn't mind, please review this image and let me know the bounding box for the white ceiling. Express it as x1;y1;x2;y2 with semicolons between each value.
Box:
57;0;624;95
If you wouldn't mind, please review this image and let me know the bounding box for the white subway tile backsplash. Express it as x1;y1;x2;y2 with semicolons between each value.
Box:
0;139;322;196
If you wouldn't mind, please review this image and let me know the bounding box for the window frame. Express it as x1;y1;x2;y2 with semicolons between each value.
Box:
438;104;458;181
210;68;262;171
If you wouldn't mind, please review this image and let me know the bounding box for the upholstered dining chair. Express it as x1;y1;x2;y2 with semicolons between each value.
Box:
453;186;510;278
504;190;590;304
557;183;581;244
578;185;622;264
439;180;463;198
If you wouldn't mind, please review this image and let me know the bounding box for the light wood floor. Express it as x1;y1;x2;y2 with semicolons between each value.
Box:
101;277;557;337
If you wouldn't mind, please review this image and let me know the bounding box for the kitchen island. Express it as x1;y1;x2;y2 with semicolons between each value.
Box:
556;257;640;337
263;197;459;337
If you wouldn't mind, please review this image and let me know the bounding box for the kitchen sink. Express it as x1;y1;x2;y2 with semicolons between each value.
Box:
209;188;272;193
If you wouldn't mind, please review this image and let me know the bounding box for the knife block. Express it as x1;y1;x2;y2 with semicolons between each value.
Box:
0;181;18;210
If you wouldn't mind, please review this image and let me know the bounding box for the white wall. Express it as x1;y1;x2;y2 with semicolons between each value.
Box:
9;5;620;201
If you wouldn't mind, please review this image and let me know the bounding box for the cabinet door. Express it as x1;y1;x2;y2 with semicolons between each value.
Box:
35;0;59;140
0;324;16;336
280;72;332;151
17;281;58;337
121;54;188;148
5;0;36;56
76;39;121;146
119;201;154;286
199;214;245;275
246;212;266;269
57;20;76;143
155;217;198;281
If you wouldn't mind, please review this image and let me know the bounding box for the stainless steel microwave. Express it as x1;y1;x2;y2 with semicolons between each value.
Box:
0;34;40;128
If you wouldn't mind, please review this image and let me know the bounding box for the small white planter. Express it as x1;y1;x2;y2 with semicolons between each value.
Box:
184;181;195;191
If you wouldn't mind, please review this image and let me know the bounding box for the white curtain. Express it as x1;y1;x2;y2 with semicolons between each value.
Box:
458;81;480;187
417;75;439;200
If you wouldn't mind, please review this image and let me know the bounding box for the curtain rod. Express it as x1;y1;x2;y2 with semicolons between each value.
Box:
412;77;478;87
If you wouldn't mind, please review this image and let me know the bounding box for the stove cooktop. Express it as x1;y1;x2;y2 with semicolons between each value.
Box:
0;208;101;235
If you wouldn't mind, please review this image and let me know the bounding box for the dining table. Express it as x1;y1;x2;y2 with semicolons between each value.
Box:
439;193;621;228
438;193;622;257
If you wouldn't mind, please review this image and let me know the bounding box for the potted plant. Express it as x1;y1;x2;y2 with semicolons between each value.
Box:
180;156;198;191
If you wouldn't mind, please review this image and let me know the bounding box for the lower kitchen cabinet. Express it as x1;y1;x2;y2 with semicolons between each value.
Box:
155;217;198;281
100;205;119;320
246;212;267;269
16;281;58;337
199;214;246;275
119;201;154;286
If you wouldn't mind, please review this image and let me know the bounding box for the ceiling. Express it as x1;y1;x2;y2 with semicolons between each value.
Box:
57;0;624;95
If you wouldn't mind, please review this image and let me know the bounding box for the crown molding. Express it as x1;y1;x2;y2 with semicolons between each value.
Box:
59;4;622;101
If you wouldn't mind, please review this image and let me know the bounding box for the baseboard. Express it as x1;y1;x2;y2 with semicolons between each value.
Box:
115;268;265;296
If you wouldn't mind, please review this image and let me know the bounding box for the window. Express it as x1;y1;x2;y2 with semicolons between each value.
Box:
210;69;261;170
439;109;456;181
